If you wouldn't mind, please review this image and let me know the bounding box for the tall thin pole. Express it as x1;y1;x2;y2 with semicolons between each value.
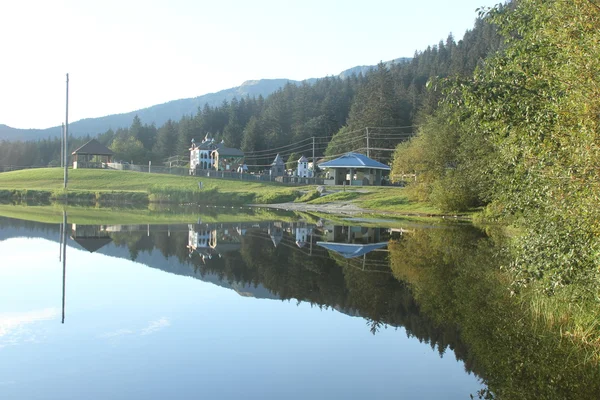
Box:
64;73;69;189
312;136;315;177
61;210;67;324
61;123;65;168
58;217;63;261
366;127;370;158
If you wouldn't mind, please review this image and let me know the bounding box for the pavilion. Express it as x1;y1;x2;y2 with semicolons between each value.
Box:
319;152;390;186
71;139;114;169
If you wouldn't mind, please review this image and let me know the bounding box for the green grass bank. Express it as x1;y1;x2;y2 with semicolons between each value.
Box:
0;168;444;216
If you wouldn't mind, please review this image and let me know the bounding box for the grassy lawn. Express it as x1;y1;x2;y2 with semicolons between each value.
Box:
0;168;306;193
0;168;449;216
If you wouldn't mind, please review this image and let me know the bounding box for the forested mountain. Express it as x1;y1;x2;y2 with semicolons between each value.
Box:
0;59;411;142
0;15;501;169
0;79;297;142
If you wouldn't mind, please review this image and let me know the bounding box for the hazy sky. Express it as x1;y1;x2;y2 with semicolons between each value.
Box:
0;0;501;129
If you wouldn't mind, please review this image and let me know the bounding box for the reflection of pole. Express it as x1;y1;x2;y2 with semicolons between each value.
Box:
59;217;63;261
61;210;67;324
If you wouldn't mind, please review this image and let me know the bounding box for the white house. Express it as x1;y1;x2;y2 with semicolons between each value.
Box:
189;135;217;173
297;155;313;178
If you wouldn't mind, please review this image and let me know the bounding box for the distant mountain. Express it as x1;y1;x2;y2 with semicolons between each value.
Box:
0;58;409;142
337;57;412;79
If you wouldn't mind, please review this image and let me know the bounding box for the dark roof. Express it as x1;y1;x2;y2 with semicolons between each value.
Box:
72;139;114;156
316;241;388;258
319;152;390;170
72;236;113;253
214;144;244;157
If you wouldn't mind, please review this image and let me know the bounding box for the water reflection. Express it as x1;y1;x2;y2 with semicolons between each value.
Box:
1;214;599;399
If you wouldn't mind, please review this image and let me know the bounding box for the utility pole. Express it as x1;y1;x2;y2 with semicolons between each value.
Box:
312;136;315;177
366;127;370;158
61;123;64;168
64;73;69;189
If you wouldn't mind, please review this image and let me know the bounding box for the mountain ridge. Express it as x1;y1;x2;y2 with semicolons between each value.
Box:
0;58;409;142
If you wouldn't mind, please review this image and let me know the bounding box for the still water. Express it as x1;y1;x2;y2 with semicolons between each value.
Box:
0;215;598;399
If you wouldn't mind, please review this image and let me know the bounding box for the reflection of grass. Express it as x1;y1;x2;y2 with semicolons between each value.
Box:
0;204;299;225
524;285;600;358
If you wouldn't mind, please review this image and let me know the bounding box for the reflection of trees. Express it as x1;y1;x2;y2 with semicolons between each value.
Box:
389;226;600;399
4;216;598;397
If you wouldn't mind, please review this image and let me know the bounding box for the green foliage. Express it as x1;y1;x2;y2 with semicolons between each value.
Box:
391;106;485;211
447;0;600;291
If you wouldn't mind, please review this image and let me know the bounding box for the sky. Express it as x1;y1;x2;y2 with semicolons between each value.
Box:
0;0;502;130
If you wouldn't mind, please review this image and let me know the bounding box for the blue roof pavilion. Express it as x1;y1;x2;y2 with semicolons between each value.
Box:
319;152;390;186
316;242;388;258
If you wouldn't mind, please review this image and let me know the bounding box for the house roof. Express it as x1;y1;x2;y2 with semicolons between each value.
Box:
298;155;309;163
72;236;113;253
316;241;388;258
213;144;244;157
272;154;284;165
319;152;390;170
72;139;114;156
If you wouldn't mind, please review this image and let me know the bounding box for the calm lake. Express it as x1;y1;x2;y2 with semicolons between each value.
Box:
0;214;598;399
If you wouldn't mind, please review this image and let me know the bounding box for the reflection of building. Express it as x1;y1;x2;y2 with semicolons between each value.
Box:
70;224;113;253
320;225;382;244
187;223;250;260
316;242;388;259
295;222;312;248
268;222;283;247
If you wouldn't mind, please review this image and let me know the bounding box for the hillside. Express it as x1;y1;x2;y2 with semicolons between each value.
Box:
0;58;407;142
0;78;295;142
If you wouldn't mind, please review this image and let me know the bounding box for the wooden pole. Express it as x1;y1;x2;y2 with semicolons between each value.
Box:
366;127;370;158
312;136;315;177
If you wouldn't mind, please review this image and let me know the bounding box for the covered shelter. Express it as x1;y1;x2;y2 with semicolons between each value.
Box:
71;224;113;253
71;139;114;169
320;152;390;186
316;242;388;259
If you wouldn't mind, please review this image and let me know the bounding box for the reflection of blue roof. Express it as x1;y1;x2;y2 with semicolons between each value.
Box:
319;153;390;170
316;241;388;258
